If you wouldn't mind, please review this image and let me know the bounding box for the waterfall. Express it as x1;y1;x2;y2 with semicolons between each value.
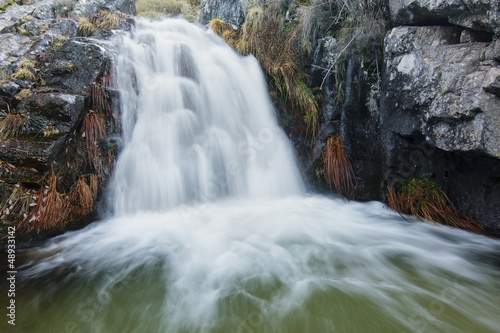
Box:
9;19;500;333
112;19;303;214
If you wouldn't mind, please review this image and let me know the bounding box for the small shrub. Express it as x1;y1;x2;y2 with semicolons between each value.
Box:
322;135;356;198
387;178;485;234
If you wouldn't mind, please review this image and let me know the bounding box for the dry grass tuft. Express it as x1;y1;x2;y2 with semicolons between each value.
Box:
0;114;25;141
387;179;485;234
12;68;35;81
24;170;70;231
92;11;121;29
77;18;96;37
15;88;31;100
69;176;94;215
323;135;355;198
19;58;36;69
210;19;234;36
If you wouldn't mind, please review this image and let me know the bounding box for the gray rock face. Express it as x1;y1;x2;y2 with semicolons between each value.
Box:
381;25;500;234
383;26;500;159
389;0;500;35
199;0;246;27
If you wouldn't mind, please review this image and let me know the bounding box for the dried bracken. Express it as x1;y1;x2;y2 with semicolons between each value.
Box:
90;82;110;115
387;179;485;234
323;135;356;198
24;170;70;231
82;111;106;172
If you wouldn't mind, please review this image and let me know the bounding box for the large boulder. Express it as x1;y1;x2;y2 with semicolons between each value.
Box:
199;0;246;27
389;0;500;35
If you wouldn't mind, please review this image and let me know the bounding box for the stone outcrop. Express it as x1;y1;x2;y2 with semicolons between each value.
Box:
389;0;500;35
0;0;133;242
380;25;500;235
199;0;246;27
301;1;500;235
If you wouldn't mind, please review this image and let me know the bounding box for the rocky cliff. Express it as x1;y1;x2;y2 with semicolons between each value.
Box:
0;0;135;243
201;0;500;236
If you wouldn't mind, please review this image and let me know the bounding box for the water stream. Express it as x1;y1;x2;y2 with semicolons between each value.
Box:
3;19;500;333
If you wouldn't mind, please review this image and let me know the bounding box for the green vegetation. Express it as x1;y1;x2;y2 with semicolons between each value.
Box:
136;0;199;21
322;135;355;198
78;11;133;37
387;178;485;234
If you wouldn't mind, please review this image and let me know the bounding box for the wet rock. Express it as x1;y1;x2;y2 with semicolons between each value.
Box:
389;0;500;35
0;138;53;171
45;18;78;38
18;93;85;136
45;38;109;94
199;0;246;27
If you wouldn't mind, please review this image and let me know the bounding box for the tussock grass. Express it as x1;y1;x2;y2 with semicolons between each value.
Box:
19;58;36;69
92;11;121;29
69;176;93;215
322;135;355;198
387;179;485;234
0;114;25;141
12;68;35;81
77;18;96;37
15;88;31;100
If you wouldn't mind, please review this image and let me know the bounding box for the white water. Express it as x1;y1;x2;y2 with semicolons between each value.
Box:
9;19;500;333
112;19;303;214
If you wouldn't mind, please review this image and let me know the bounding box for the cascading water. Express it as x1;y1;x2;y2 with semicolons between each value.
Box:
112;19;303;214
4;19;500;333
